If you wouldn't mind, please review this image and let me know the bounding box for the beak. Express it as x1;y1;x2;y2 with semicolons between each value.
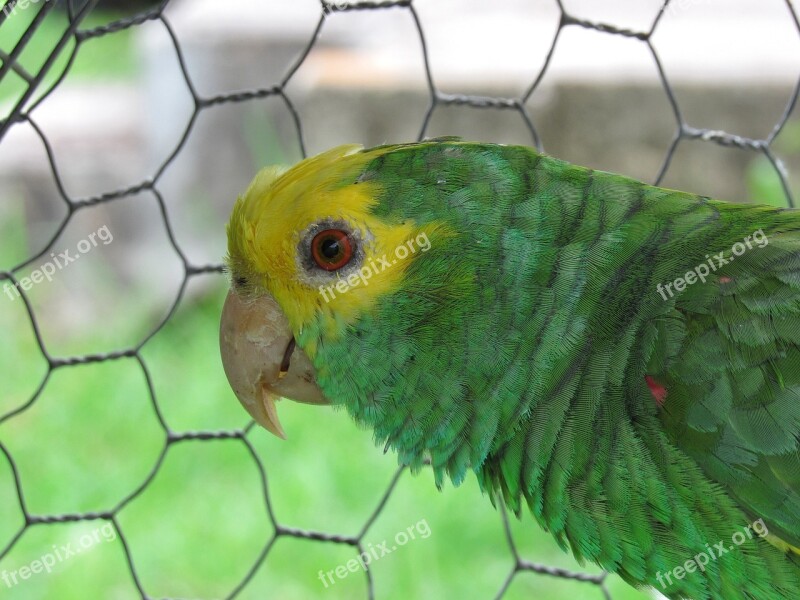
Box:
219;289;329;438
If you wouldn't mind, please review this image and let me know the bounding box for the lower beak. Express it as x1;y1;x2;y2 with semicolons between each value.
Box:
219;289;328;438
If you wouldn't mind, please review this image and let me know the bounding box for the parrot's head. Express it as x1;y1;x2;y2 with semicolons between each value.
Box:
220;143;453;439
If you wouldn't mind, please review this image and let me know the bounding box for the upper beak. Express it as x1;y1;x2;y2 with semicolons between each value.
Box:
219;289;329;438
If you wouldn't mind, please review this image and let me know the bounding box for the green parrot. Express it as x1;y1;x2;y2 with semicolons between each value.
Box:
219;140;800;599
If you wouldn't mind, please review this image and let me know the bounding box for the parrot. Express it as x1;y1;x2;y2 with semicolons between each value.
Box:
219;139;800;600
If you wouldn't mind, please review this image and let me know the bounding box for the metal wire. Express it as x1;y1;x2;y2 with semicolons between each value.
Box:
0;0;798;598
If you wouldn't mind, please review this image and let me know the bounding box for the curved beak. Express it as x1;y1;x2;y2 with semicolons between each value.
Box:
219;289;328;438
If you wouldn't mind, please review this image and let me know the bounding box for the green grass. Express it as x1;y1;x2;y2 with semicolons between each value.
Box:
0;7;138;106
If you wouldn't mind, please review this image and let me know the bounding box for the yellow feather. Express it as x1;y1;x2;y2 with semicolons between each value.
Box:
765;533;800;558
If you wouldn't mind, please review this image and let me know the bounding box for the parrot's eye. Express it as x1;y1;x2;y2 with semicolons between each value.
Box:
310;229;353;271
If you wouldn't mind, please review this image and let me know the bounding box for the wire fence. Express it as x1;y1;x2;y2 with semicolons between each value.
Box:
0;0;798;598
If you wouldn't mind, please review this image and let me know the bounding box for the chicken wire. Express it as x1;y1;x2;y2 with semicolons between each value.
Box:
0;0;799;598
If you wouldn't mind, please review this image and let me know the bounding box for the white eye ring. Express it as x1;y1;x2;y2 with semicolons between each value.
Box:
294;219;370;287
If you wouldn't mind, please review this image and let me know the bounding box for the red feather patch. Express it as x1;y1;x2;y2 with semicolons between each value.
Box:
645;375;667;407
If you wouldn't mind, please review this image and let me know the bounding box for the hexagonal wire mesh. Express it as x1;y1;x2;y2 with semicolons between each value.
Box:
1;0;799;598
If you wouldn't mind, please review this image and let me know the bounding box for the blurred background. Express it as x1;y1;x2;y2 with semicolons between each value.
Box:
1;1;798;598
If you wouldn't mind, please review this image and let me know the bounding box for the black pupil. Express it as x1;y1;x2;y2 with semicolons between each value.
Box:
320;237;341;259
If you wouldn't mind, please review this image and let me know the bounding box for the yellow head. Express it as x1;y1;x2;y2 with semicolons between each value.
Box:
226;143;435;344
